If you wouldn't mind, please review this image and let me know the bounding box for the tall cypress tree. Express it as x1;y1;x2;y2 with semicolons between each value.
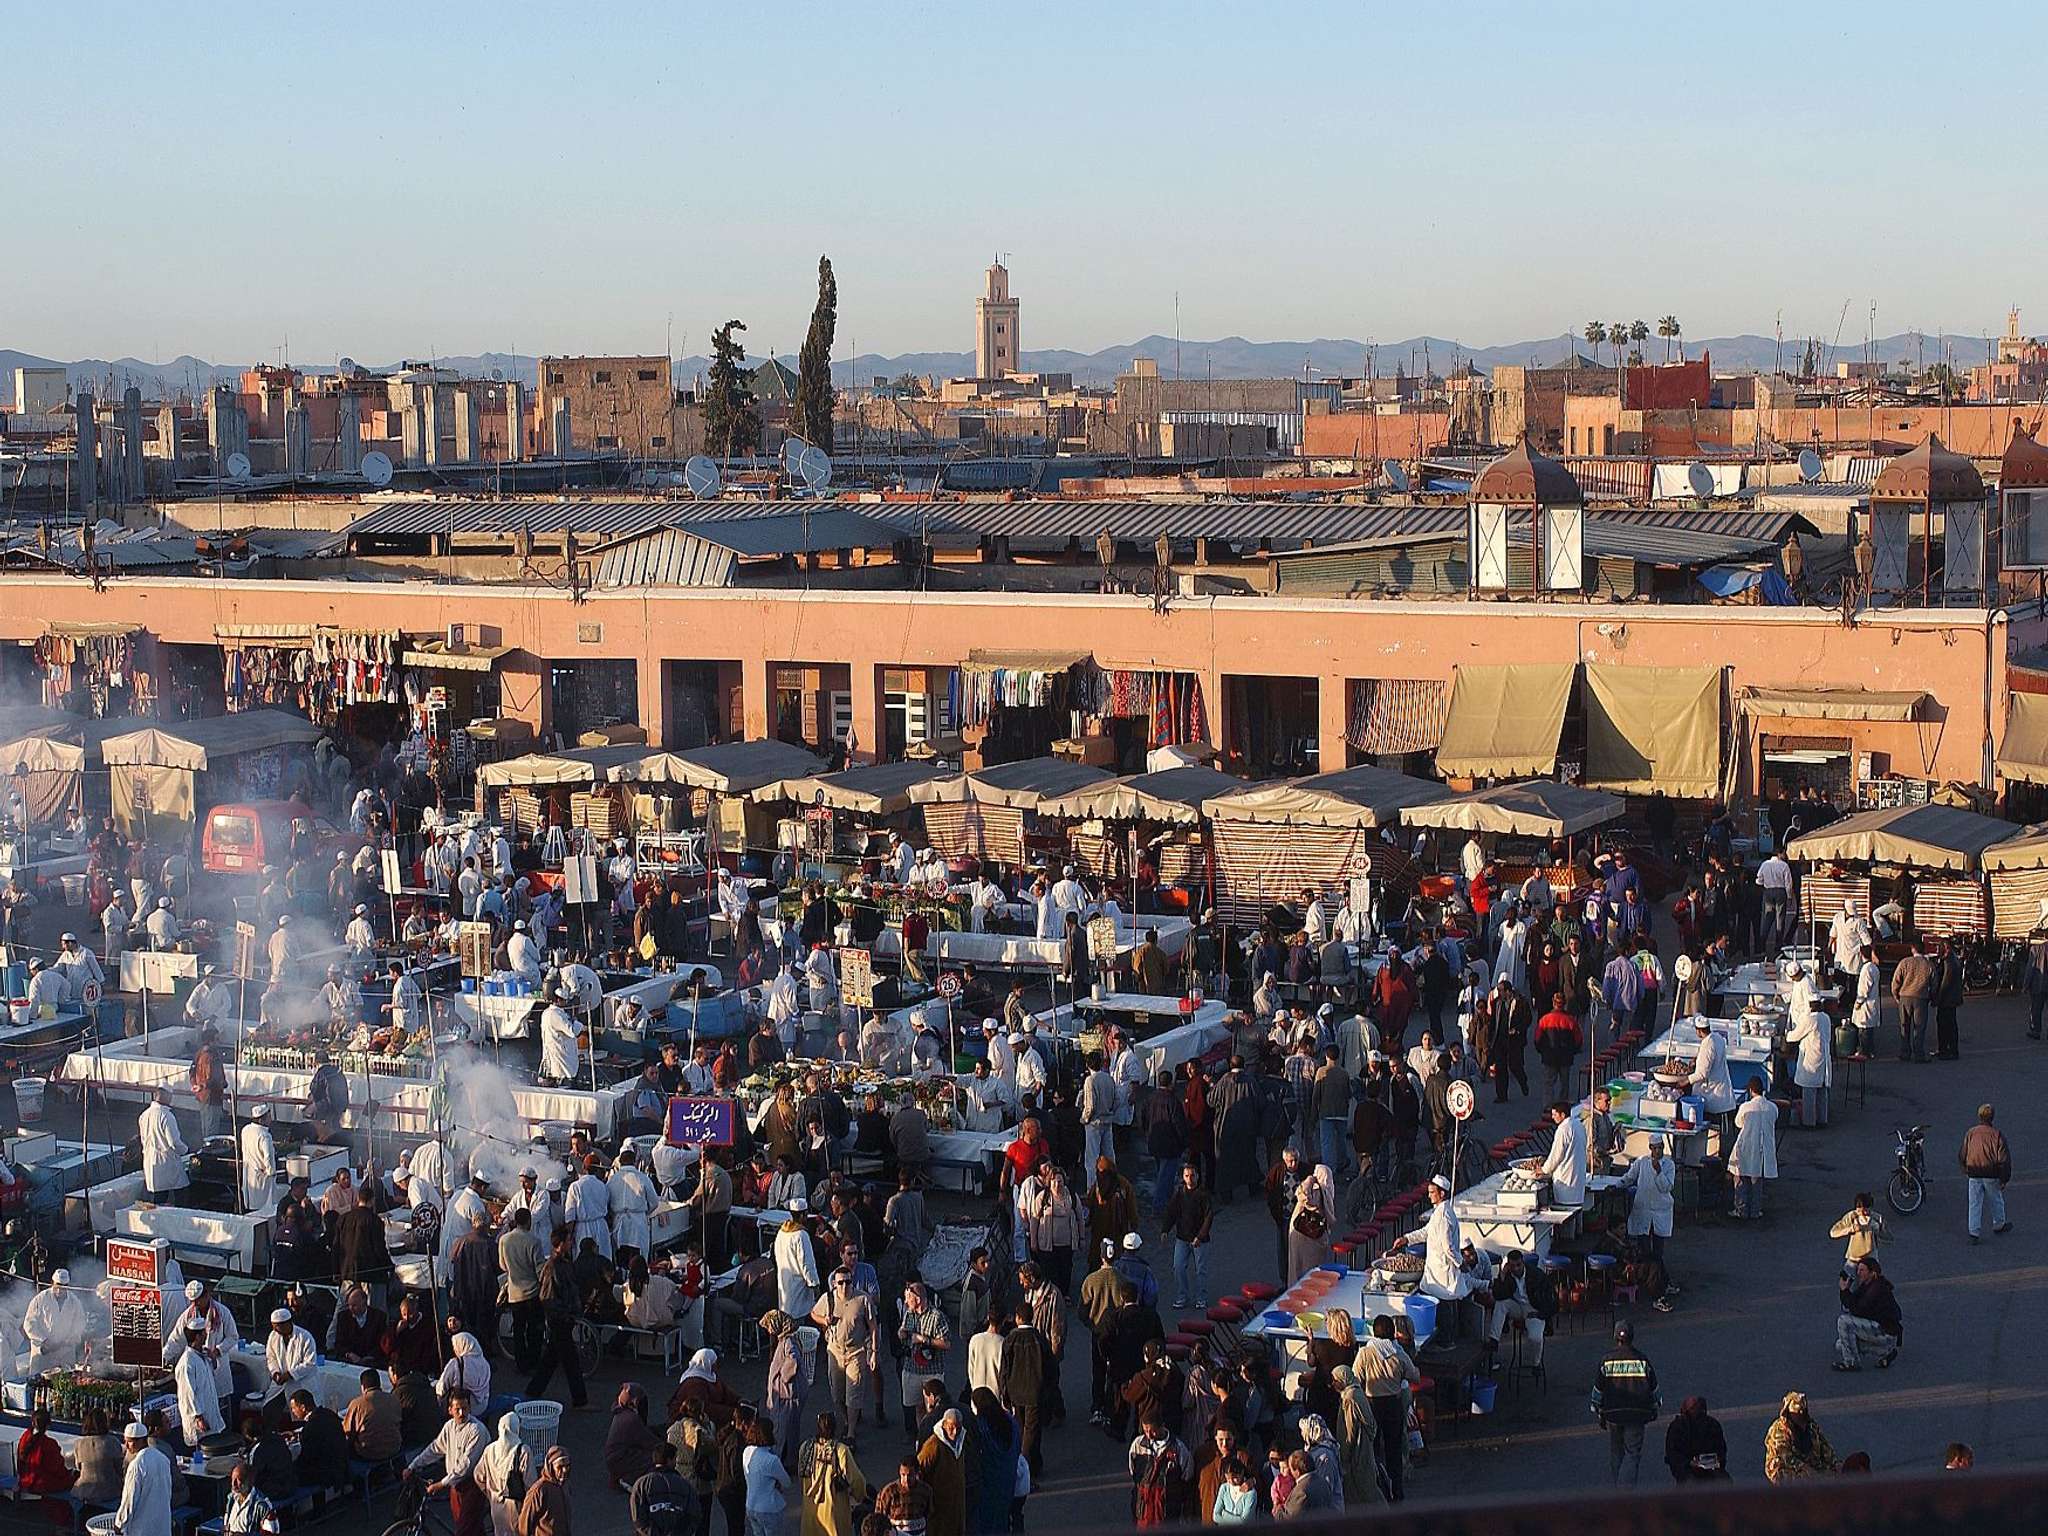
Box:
794;256;838;451
703;320;760;460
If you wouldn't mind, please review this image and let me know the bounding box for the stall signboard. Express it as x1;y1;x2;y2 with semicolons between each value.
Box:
381;848;405;897
233;921;258;981
840;947;875;1009
563;853;598;906
110;1283;163;1367
1087;915;1119;962
936;973;962;1001
458;922;494;979
1349;876;1371;920
107;1237;161;1284
666;1096;736;1147
804;806;833;856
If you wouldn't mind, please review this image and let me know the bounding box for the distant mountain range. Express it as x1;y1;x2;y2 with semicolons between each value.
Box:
2;330;1996;401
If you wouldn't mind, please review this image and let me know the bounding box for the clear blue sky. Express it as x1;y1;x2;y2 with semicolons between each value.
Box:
7;1;2041;365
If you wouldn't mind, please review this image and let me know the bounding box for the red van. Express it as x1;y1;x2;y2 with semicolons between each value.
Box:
201;799;356;875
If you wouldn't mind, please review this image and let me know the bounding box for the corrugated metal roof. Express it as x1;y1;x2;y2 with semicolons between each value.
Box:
590;529;736;589
673;508;908;556
902;498;1468;547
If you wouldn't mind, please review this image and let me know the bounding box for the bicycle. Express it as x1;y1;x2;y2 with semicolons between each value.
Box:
1887;1125;1928;1214
380;1480;453;1536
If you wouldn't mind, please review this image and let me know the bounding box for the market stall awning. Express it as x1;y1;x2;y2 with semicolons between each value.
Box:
478;744;647;787
463;717;533;743
402;639;517;673
1739;686;1928;723
1400;780;1624;839
1997;692;2048;786
604;739;826;794
1978;822;2048;872
100;710;325;771
908;756;1114;810
750;759;953;815
0;734;85;775
1035;764;1253;826
1787;803;2024;873
1434;664;1575;779
578;723;647;747
1583;663;1723;798
1202;764;1452;830
960;649;1092;673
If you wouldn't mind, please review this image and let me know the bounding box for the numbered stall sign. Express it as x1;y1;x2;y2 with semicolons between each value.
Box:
666;1096;736;1147
1446;1079;1476;1122
936;973;962;1001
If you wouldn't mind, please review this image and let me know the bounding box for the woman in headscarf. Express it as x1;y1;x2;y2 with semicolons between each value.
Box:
1296;1415;1346;1511
437;1331;491;1408
669;1348;740;1426
516;1446;574;1536
966;1389;1018;1536
1330;1366;1385;1505
475;1412;532;1536
1285;1164;1337;1283
604;1382;663;1492
1664;1395;1730;1483
916;1407;972;1536
1180;1359;1220;1456
796;1410;867;1536
761;1310;814;1463
1763;1391;1836;1483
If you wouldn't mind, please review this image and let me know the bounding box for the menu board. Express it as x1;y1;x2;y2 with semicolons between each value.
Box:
1087;915;1119;961
107;1237;160;1284
111;1283;164;1367
839;947;874;1009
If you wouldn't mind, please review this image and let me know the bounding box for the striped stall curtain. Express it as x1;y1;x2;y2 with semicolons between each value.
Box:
1211;821;1365;925
1347;679;1449;757
1911;878;1989;938
1068;830;1127;882
1799;874;1871;924
1991;867;2048;939
917;802;1024;864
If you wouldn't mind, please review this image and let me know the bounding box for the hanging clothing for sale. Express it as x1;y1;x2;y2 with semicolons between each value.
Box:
223;630;399;722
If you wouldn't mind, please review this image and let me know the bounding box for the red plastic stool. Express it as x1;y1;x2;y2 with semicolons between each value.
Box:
1165;1342;1193;1360
1242;1282;1279;1303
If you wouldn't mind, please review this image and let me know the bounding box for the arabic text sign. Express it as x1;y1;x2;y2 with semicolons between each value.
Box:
666;1096;736;1147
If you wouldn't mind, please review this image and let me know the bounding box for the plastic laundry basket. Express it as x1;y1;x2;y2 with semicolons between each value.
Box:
14;1078;46;1123
515;1399;563;1452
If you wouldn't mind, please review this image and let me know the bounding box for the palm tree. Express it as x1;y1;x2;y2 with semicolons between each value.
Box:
1609;321;1631;368
1629;319;1650;351
1583;321;1607;362
1657;315;1682;361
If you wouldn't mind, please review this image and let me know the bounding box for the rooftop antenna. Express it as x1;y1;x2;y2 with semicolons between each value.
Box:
1686;460;1715;502
1797;447;1823;483
1384;460;1411;493
1174;292;1181;382
360;450;394;488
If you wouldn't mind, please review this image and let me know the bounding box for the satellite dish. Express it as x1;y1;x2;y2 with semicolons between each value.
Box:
360;450;394;488
778;438;805;473
1383;460;1411;493
1686;461;1715;499
1798;448;1824;484
797;444;832;491
337;356;357;373
684;454;722;498
490;367;504;382
225;451;252;481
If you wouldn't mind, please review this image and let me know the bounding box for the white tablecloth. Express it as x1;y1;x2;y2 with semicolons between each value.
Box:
119;950;202;993
227;1343;363;1413
61;1025;636;1135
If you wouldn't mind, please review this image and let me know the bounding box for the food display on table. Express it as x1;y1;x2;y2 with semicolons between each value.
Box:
1370;1250;1424;1292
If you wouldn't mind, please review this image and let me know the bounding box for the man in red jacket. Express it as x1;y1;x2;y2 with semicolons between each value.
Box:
1533;993;1584;1105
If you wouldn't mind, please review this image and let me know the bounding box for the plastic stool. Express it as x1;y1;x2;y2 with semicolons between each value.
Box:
1583;1252;1618;1325
1537;1253;1576;1331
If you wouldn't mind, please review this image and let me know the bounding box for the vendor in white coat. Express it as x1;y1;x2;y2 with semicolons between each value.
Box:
502;1167;556;1253
1681;1017;1739;1117
260;1306;318;1406
772;1199;822;1317
1784;963;1833;1129
240;1103;278;1215
172;1319;225;1446
538;987;581;1083
51;932;104;1004
14;958;67;1025
344;903;377;964
1852;943;1881;1056
1728;1076;1779;1219
165;1279;239;1399
609;1148;657;1260
139;1087;191;1202
183;964;234;1032
1828;900;1872;987
566;1159;613;1260
1623;1136;1678;1309
1417;1174;1472;1303
144;896;182;952
505;919;542;984
114;1422;173;1536
445;1174;493;1268
1539;1100;1588;1207
764;961;803;1049
22;1270;88;1373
